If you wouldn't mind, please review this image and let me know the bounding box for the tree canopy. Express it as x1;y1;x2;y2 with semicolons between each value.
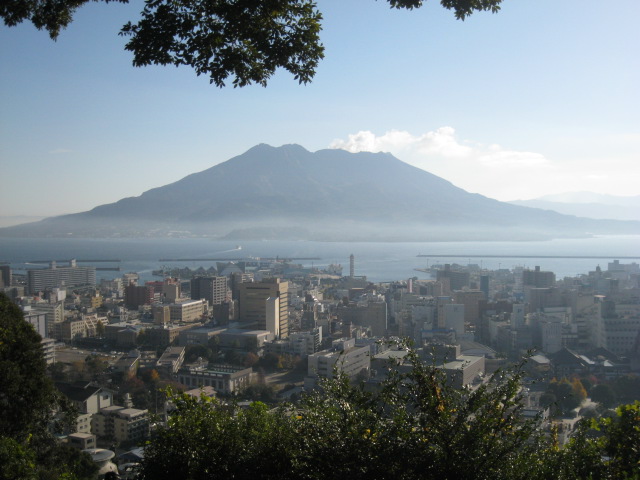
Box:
2;0;504;87
138;346;640;480
0;292;97;480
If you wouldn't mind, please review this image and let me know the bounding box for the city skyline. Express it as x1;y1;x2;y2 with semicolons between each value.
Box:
1;0;638;217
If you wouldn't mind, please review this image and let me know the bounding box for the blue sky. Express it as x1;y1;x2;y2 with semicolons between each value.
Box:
1;0;638;216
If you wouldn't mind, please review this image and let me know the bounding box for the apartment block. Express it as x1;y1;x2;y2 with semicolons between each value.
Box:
27;260;96;294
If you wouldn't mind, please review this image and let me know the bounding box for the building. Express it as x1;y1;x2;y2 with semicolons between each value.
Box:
23;308;48;337
124;285;154;309
523;266;556;288
442;304;465;337
92;406;149;443
53;315;104;343
152;304;170;325
67;432;97;450
146;324;195;346
168;299;206;323
56;383;114;433
218;328;274;352
191;276;228;306
0;264;11;287
30;301;65;335
27;260;96;294
439;355;485;388
289;328;322;357
238;278;289;337
41;337;56;364
453;290;485;327
176;364;254;394
436;265;470;292
336;301;387;337
157;346;186;373
178;325;225;346
306;338;370;387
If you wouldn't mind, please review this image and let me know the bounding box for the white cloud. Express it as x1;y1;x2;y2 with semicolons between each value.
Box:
477;146;550;168
329;128;640;200
329;128;559;200
330;127;473;158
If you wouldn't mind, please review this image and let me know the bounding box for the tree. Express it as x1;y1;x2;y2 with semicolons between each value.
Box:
137;343;640;479
139;395;295;479
139;347;549;479
96;319;105;337
0;293;96;480
590;384;617;409
2;0;504;87
0;293;59;443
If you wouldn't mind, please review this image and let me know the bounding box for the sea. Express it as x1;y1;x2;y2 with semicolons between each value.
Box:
1;235;639;284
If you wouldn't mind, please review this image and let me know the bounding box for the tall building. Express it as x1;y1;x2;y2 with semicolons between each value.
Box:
436;264;469;292
523;266;555;288
336;301;387;337
124;285;154;309
238;278;289;338
191;276;228;306
453;290;485;327
0;265;11;288
480;275;489;300
349;254;355;278
230;272;254;300
27;260;96;294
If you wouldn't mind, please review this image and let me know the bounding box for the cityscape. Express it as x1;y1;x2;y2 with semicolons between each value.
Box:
2;0;639;478
2;252;639;476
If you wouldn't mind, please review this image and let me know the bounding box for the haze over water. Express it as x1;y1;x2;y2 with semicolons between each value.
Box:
1;235;638;283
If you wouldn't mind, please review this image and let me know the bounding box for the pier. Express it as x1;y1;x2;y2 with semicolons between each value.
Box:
158;257;322;262
416;255;640;260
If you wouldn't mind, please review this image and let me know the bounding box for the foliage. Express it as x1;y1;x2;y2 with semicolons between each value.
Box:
0;436;37;480
84;354;109;378
0;293;60;443
610;374;640;402
0;293;96;480
546;378;584;414
243;351;259;368
138;393;295;479
590;384;617;408
2;0;505;87
596;402;640;478
239;383;278;403
560;402;640;480
185;343;215;363
138;343;640;479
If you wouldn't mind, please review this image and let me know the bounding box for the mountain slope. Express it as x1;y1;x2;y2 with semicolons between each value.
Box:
2;144;639;240
510;193;640;221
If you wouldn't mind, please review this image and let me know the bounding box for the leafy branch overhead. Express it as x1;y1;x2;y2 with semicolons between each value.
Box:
2;0;504;87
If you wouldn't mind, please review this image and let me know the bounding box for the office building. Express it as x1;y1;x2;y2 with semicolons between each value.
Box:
523;266;556;288
191;276;228;306
0;265;11;287
124;285;154;309
238;278;289;338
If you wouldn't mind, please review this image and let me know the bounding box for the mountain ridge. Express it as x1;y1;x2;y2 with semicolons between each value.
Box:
2;144;639;241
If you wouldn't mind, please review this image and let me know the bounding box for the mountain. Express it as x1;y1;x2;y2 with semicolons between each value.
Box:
509;192;640;222
2;144;639;241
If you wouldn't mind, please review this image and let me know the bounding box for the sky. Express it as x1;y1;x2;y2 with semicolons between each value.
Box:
1;0;639;217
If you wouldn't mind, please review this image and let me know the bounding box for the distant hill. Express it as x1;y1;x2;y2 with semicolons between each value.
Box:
0;215;47;228
2;144;639;241
509;192;640;222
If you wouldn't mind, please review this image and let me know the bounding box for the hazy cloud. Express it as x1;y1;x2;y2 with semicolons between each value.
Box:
329;128;558;201
330;127;473;158
48;148;73;154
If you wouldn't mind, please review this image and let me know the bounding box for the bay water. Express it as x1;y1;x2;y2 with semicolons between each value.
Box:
1;235;638;284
